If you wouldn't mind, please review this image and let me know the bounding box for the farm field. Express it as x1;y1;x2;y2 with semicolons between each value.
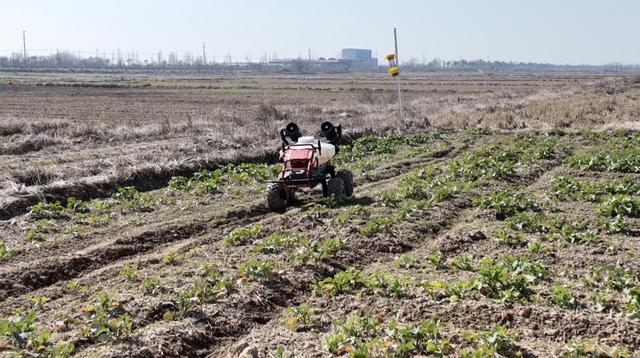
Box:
1;71;639;219
1;129;640;357
0;72;639;357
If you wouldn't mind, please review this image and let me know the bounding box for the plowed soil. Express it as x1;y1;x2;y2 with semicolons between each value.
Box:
2;127;640;357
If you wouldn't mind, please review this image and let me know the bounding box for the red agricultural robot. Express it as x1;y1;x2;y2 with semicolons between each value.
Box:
266;121;353;210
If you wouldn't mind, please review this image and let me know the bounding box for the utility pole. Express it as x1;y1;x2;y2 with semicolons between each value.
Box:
202;42;207;66
308;48;311;62
393;27;404;121
22;30;27;67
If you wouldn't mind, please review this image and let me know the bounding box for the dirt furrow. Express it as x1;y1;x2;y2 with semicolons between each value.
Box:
45;145;465;356
0;150;280;220
0;141;461;306
0;203;274;302
203;158;565;356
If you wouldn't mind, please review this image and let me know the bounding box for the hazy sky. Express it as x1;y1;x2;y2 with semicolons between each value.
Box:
1;0;639;65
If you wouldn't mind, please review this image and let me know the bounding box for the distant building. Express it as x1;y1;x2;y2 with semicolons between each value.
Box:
266;49;379;73
341;48;378;67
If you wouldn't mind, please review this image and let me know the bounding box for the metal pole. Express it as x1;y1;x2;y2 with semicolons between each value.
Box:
393;28;404;121
22;31;27;67
394;28;399;60
202;42;207;66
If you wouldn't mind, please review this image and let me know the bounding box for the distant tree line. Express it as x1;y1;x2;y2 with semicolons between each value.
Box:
401;58;640;72
1;51;638;73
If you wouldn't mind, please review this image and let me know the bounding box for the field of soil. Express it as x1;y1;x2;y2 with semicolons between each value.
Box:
1;72;639;220
1;71;640;357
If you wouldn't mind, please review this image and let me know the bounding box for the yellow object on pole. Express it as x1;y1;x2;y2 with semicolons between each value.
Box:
388;66;400;77
387;28;404;121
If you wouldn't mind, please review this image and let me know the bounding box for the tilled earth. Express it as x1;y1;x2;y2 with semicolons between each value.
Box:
2;71;638;221
1;130;639;357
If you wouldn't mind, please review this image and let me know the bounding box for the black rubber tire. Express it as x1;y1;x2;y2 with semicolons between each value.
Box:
266;183;287;211
336;170;354;197
327;177;346;199
286;190;296;205
321;180;328;197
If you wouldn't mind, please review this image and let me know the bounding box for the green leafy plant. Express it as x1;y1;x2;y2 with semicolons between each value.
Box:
476;190;537;219
288;237;345;266
83;213;111;227
473;256;549;304
481;326;520;356
553;223;600;245
420;279;470;303
461;326;522;358
162;250;185;265
168;176;189;191
0;241;17;260
255;233;302;254
48;342;75;358
200;262;221;279
494;229;526;248
27;295;49;308
527;240;552;254
168;163;277;194
238;261;277;281
376;190;402;207
224;224;263;246
331;205;371;227
140;278;161;295
273;346;286;358
606;215;631;235
25;219;55;242
29;201;65;219
583;265;638;292
81;292;133;339
568;148;640;174
506;212;545;233
426;251;447;270
66;196;90;213
358;216;394;236
120;264;139;281
625;287;640;318
396;254;416;269
550;284;579;309
313;268;410;299
561;340;632;358
174;277;235;315
366;271;410;298
0;309;37;348
285;305;317;331
448;255;474;271
592;290;616;313
325;316;449;357
313;267;368;296
601;195;640;218
113;186;156;212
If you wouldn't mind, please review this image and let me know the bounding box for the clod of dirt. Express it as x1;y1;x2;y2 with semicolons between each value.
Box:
437;230;487;254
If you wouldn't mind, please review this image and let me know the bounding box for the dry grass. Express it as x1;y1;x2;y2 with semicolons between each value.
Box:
9;165;56;186
0;71;638;218
425;88;640;130
0;120;25;136
0;134;64;155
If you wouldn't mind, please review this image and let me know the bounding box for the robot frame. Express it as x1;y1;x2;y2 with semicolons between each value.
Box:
266;121;353;210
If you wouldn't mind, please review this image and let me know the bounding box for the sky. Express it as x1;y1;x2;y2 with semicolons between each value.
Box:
1;0;639;65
